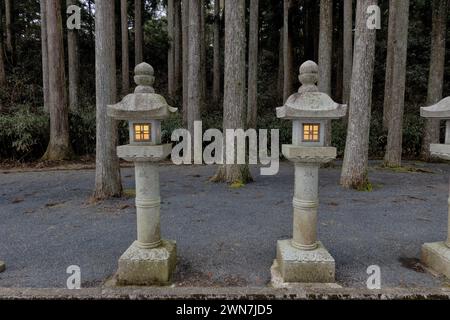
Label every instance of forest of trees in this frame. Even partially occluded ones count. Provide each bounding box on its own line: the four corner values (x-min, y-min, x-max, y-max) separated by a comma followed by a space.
0, 0, 449, 197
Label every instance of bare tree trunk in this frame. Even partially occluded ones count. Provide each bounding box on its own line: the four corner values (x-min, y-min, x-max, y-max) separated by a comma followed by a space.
383, 1, 397, 129
200, 0, 206, 109
212, 0, 252, 184
42, 0, 72, 161
174, 0, 182, 96
384, 0, 409, 168
318, 0, 333, 146
94, 0, 122, 199
342, 0, 353, 104
0, 2, 6, 111
421, 0, 448, 160
283, 0, 294, 102
168, 0, 175, 96
277, 27, 284, 103
247, 0, 259, 129
188, 0, 201, 141
212, 0, 221, 104
39, 0, 49, 113
121, 0, 130, 95
4, 0, 13, 60
67, 0, 80, 111
134, 0, 143, 65
182, 0, 189, 126
340, 0, 377, 189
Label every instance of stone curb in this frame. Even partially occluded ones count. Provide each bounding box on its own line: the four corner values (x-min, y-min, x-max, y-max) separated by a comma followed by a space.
0, 287, 449, 300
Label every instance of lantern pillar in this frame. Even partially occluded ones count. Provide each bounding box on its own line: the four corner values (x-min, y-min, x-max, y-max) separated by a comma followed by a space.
135, 161, 161, 249
272, 61, 347, 284
292, 163, 319, 250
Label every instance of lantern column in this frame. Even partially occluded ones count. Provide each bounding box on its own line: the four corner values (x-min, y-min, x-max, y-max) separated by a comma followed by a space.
420, 97, 450, 279
272, 61, 347, 284
108, 63, 177, 285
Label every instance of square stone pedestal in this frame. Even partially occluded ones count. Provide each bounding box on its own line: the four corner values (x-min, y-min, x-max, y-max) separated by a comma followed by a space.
273, 240, 335, 284
421, 242, 450, 278
117, 240, 177, 286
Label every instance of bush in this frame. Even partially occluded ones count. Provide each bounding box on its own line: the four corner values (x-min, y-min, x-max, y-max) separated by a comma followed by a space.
0, 107, 49, 160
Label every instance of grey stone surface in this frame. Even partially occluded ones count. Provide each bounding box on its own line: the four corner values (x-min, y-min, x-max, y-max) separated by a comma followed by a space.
430, 144, 450, 161
276, 61, 347, 120
117, 144, 172, 162
420, 96, 450, 119
0, 161, 449, 288
421, 242, 450, 278
117, 240, 177, 286
107, 62, 177, 121
282, 145, 337, 164
275, 240, 335, 283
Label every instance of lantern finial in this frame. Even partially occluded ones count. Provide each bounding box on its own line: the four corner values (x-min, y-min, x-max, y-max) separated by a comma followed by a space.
134, 62, 155, 94
298, 60, 319, 94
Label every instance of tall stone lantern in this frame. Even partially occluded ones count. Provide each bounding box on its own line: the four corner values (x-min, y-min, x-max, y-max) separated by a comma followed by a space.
108, 63, 177, 285
273, 61, 347, 284
420, 97, 450, 278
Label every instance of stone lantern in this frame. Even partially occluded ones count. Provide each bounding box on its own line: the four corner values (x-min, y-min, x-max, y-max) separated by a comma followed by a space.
108, 62, 177, 285
272, 61, 347, 284
420, 97, 450, 278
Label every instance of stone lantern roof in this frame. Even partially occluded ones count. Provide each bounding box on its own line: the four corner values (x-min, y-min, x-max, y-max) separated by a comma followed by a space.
276, 61, 347, 120
108, 63, 177, 121
421, 97, 450, 119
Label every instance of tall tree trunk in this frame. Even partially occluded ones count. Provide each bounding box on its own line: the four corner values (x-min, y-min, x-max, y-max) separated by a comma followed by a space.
94, 0, 122, 199
200, 0, 206, 109
283, 0, 294, 102
121, 0, 130, 95
212, 0, 252, 184
0, 1, 6, 111
4, 0, 13, 61
247, 0, 259, 129
168, 0, 175, 96
134, 0, 143, 65
384, 0, 410, 167
67, 0, 80, 111
340, 0, 377, 189
188, 0, 201, 141
182, 0, 189, 126
212, 0, 221, 104
174, 0, 182, 96
342, 0, 353, 103
39, 0, 49, 113
421, 0, 448, 160
383, 1, 397, 129
277, 27, 284, 103
42, 0, 72, 161
318, 0, 333, 146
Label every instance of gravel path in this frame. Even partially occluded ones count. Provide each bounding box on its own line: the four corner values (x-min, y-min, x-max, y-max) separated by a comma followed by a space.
0, 161, 449, 288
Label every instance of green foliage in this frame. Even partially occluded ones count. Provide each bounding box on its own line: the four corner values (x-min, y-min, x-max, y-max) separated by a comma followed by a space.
0, 108, 49, 160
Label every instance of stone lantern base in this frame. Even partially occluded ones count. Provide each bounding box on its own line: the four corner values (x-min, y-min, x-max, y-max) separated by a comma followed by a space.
421, 242, 450, 279
272, 240, 335, 284
117, 240, 177, 286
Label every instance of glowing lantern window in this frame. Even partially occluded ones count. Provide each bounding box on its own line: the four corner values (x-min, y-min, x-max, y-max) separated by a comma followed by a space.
303, 123, 320, 142
134, 123, 151, 142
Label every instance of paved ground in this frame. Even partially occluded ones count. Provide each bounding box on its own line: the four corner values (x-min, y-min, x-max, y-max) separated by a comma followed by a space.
0, 161, 449, 289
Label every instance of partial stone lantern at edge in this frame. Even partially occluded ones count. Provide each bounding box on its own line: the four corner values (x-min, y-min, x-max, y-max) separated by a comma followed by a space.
420, 97, 450, 279
272, 60, 347, 285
